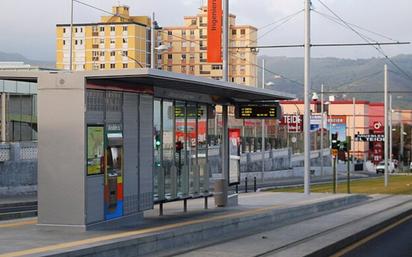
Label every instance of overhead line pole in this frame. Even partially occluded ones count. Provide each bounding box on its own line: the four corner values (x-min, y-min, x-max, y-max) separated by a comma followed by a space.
70, 0, 74, 72
384, 64, 389, 187
304, 0, 311, 195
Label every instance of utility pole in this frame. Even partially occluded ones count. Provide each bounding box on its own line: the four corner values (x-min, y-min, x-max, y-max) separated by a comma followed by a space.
320, 84, 324, 176
384, 64, 389, 187
222, 0, 229, 82
389, 94, 393, 164
261, 59, 265, 183
69, 0, 74, 72
303, 0, 311, 195
221, 0, 230, 206
352, 97, 356, 163
400, 120, 404, 170
151, 12, 156, 69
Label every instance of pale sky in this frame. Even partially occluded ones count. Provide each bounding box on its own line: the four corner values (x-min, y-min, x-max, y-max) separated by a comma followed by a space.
0, 0, 411, 61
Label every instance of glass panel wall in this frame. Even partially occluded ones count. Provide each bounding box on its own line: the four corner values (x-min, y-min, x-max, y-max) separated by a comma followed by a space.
198, 104, 208, 193
175, 101, 188, 197
153, 99, 162, 200
162, 101, 175, 198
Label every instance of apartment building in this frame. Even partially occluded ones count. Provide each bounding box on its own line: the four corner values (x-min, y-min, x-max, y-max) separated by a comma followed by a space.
56, 6, 151, 71
160, 6, 258, 86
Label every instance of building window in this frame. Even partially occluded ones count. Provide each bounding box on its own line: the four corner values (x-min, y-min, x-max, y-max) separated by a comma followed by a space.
110, 38, 115, 44
75, 28, 78, 33
190, 54, 195, 60
232, 29, 237, 35
122, 38, 128, 44
189, 66, 195, 72
123, 26, 128, 31
168, 31, 173, 36
167, 66, 172, 71
182, 42, 187, 48
122, 51, 128, 57
123, 63, 128, 68
100, 51, 105, 57
241, 29, 246, 35
110, 51, 116, 57
80, 40, 83, 45
99, 27, 105, 32
182, 30, 186, 36
181, 54, 186, 60
232, 77, 235, 82
63, 28, 66, 33
243, 77, 246, 83
110, 63, 116, 69
63, 40, 66, 45
181, 66, 186, 72
110, 26, 115, 32
75, 40, 78, 45
80, 28, 83, 33
190, 30, 195, 36
168, 54, 172, 60
100, 64, 105, 69
191, 19, 196, 25
92, 26, 98, 33
100, 38, 104, 44
212, 65, 223, 70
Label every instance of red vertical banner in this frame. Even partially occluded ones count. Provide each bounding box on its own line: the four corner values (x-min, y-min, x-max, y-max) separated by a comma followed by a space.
207, 0, 222, 63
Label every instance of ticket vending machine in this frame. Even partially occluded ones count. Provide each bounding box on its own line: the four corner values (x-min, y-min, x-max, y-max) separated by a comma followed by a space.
105, 127, 124, 220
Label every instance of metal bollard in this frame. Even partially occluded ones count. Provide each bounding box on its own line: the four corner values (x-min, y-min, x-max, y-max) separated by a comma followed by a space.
254, 176, 257, 192
245, 177, 248, 193
235, 184, 239, 193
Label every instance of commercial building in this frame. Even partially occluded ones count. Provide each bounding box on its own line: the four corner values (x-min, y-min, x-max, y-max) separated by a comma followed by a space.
281, 100, 385, 161
56, 6, 151, 71
159, 6, 258, 86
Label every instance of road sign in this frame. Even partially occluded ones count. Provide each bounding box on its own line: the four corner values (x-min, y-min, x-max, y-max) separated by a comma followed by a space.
354, 134, 384, 142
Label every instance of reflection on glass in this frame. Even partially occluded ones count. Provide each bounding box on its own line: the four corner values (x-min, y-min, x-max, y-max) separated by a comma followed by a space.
175, 101, 188, 196
162, 101, 174, 198
153, 99, 162, 200
208, 105, 221, 176
187, 103, 197, 195
198, 105, 208, 193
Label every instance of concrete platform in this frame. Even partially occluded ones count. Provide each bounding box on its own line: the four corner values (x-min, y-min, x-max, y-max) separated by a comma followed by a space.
0, 192, 368, 257
176, 194, 412, 257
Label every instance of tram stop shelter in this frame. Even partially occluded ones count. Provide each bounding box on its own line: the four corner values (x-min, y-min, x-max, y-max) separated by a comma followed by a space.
0, 69, 293, 230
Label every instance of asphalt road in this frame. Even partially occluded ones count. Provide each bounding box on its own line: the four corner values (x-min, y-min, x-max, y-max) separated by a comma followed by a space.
340, 216, 412, 257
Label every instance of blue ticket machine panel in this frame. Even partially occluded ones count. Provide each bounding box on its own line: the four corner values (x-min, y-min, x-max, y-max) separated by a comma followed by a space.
105, 124, 124, 220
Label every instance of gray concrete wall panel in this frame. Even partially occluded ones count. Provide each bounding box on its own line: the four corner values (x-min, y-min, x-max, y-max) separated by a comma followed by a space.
123, 93, 139, 215
37, 73, 86, 226
86, 175, 104, 224
138, 94, 153, 211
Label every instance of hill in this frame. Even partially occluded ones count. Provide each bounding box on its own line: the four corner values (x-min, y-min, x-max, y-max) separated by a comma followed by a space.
0, 51, 55, 68
259, 55, 412, 109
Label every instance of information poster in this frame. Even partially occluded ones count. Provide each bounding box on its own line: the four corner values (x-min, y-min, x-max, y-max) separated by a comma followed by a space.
87, 126, 104, 175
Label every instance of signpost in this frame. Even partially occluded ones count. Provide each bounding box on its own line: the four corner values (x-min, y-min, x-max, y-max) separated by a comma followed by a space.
354, 134, 385, 142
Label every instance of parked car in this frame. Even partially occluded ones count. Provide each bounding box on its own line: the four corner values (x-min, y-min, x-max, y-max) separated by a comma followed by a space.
376, 161, 395, 174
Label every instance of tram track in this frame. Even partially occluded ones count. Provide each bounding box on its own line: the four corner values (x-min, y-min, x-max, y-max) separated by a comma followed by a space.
0, 202, 37, 221
252, 195, 412, 257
